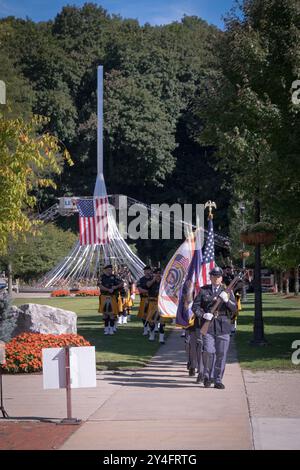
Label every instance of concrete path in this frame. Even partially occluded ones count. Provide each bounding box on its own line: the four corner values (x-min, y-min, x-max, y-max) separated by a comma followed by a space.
60, 330, 253, 450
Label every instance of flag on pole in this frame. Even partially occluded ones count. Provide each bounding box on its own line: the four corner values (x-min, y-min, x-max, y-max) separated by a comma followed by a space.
200, 217, 215, 285
76, 197, 109, 246
158, 228, 203, 321
175, 229, 203, 327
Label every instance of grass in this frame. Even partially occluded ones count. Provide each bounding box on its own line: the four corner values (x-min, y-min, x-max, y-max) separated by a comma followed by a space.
13, 292, 300, 371
12, 297, 172, 370
235, 293, 300, 370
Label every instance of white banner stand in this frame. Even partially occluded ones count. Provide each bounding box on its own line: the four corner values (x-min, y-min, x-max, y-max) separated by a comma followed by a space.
42, 345, 96, 424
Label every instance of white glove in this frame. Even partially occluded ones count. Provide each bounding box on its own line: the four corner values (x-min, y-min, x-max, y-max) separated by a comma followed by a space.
130, 293, 135, 300
203, 312, 214, 321
219, 291, 229, 303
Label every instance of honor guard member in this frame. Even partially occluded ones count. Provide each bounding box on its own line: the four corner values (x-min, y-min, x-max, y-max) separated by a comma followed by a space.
192, 266, 237, 389
145, 268, 165, 344
98, 264, 124, 335
185, 321, 204, 381
223, 266, 242, 334
137, 266, 153, 336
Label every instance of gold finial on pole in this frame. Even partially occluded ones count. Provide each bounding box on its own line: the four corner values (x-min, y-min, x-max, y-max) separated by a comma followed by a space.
204, 201, 217, 220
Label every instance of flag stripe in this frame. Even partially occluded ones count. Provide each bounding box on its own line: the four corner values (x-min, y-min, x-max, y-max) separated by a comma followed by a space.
76, 197, 109, 246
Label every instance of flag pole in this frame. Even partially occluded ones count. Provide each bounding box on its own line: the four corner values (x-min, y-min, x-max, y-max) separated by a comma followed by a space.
94, 65, 106, 198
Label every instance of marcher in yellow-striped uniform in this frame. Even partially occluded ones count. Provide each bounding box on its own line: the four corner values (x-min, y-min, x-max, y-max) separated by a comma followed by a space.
137, 266, 153, 336
98, 264, 124, 335
145, 268, 165, 344
117, 265, 135, 325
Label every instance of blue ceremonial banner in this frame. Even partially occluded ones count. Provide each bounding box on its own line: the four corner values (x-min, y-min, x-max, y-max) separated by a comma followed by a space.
175, 229, 203, 327
158, 229, 202, 320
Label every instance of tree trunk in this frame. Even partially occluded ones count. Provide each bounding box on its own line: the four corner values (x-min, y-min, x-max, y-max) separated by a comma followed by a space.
285, 273, 290, 295
279, 270, 283, 294
251, 197, 266, 345
295, 266, 299, 296
273, 270, 278, 293
7, 261, 13, 297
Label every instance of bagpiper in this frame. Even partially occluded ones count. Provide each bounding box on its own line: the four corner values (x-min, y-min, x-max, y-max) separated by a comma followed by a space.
136, 265, 152, 336
145, 268, 165, 344
98, 264, 124, 335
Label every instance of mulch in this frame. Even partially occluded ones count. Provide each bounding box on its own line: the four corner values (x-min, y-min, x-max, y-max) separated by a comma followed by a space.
0, 419, 80, 450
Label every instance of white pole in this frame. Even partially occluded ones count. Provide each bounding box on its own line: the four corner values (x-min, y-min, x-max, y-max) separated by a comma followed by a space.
94, 65, 107, 197
97, 65, 103, 176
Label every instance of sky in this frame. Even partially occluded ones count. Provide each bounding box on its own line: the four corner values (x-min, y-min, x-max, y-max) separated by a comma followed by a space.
0, 0, 237, 29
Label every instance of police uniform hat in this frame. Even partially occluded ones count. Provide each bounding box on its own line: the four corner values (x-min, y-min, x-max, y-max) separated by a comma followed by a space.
143, 265, 152, 271
209, 266, 223, 276
103, 264, 113, 269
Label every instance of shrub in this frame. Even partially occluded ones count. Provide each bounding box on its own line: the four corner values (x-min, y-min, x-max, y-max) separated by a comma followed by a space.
2, 332, 91, 373
51, 289, 71, 297
75, 289, 100, 297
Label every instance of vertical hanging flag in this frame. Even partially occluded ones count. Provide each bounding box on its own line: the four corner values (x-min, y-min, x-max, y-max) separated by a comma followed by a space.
158, 230, 198, 320
176, 229, 203, 327
76, 197, 109, 246
200, 217, 215, 285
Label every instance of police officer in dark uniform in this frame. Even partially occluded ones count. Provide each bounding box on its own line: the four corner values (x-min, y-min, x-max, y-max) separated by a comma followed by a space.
185, 321, 204, 380
223, 265, 242, 334
192, 266, 237, 389
98, 264, 124, 335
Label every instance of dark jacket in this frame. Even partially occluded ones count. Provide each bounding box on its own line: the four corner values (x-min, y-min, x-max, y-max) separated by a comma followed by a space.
192, 284, 237, 335
99, 274, 123, 298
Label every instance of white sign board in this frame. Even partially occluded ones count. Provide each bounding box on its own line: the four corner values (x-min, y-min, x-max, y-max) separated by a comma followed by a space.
42, 346, 96, 390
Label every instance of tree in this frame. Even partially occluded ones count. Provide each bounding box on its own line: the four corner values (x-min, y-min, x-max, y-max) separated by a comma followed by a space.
192, 0, 300, 344
0, 223, 78, 283
0, 112, 73, 255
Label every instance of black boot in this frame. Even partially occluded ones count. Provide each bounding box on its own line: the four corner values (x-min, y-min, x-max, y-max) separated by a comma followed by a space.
196, 374, 203, 384
214, 382, 225, 389
203, 377, 212, 388
188, 368, 196, 376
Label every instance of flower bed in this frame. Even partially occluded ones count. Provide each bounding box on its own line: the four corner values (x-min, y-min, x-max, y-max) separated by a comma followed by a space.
2, 332, 91, 373
75, 289, 100, 296
51, 289, 71, 297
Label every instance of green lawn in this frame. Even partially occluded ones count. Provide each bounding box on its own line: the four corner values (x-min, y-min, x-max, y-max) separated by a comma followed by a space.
235, 293, 300, 370
13, 293, 300, 371
13, 297, 172, 370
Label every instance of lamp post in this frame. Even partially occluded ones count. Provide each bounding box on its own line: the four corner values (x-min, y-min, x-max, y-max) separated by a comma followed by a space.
239, 203, 247, 301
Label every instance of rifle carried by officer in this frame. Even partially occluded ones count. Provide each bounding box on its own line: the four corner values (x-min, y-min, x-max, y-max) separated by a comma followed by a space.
200, 271, 245, 336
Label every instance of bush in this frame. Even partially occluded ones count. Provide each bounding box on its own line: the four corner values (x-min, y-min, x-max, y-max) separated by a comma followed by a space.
2, 332, 91, 373
51, 289, 71, 297
0, 292, 16, 342
75, 289, 100, 296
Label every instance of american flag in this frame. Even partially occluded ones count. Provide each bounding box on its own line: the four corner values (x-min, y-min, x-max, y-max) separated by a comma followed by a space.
76, 197, 109, 245
200, 218, 215, 285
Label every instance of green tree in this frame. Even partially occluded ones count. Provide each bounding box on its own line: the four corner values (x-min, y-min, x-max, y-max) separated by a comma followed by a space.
0, 223, 77, 283
192, 0, 300, 342
0, 112, 73, 255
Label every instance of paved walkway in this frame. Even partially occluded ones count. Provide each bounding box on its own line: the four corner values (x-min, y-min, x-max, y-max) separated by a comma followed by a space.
61, 331, 253, 450
1, 330, 253, 450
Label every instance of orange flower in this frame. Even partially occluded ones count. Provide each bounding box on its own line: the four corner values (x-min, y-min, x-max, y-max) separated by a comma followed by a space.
2, 333, 91, 373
